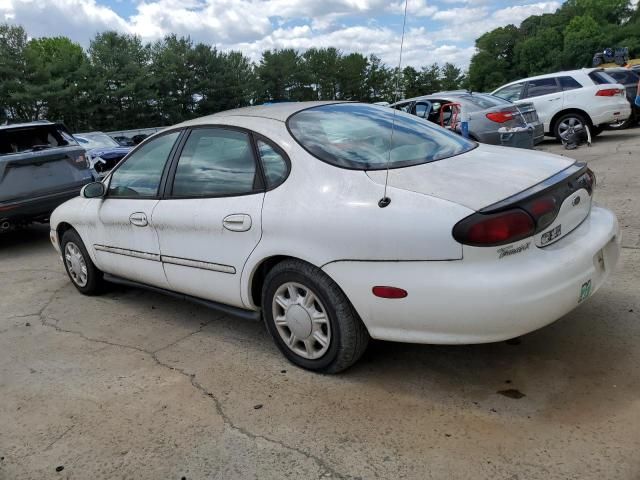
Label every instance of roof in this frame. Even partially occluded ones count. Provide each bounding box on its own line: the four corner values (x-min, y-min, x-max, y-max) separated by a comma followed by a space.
178, 100, 347, 126
391, 91, 487, 105
0, 120, 55, 131
498, 68, 602, 89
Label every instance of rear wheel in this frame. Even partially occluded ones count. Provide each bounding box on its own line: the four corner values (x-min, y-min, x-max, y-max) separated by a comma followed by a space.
554, 112, 588, 140
61, 229, 104, 295
262, 259, 369, 373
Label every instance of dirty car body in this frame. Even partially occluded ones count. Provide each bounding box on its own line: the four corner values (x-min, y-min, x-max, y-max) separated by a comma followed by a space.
49, 102, 620, 372
0, 122, 93, 228
391, 92, 544, 145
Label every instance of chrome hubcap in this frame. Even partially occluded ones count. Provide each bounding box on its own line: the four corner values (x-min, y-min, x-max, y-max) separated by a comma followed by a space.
558, 117, 584, 136
64, 242, 88, 287
272, 282, 331, 360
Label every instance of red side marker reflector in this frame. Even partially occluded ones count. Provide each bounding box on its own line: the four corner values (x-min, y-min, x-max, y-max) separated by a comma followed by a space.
372, 286, 408, 299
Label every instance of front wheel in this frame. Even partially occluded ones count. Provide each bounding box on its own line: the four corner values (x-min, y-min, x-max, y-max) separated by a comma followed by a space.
262, 260, 369, 373
61, 229, 104, 295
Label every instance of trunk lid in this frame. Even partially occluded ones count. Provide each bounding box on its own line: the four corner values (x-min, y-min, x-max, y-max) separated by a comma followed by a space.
366, 143, 575, 211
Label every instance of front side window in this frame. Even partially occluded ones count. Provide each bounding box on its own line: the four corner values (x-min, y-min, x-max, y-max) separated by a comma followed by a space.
525, 78, 561, 98
287, 103, 475, 170
257, 140, 288, 189
493, 83, 525, 102
108, 131, 179, 198
171, 128, 258, 197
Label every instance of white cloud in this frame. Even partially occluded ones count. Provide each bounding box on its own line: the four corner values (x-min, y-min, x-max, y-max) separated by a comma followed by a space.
0, 0, 564, 69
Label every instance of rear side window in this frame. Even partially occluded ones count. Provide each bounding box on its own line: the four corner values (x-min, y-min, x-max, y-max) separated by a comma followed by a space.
559, 76, 583, 90
493, 83, 525, 102
171, 128, 258, 197
257, 139, 288, 189
287, 103, 475, 170
0, 124, 77, 155
525, 78, 561, 98
108, 131, 179, 198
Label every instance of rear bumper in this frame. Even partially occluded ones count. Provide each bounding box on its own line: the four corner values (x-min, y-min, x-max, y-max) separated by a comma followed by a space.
591, 103, 632, 126
323, 206, 620, 344
476, 123, 544, 146
0, 186, 87, 223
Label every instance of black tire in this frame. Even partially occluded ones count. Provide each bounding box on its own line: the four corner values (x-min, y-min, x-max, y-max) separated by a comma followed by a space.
590, 125, 604, 136
553, 112, 589, 140
261, 259, 369, 373
60, 229, 104, 295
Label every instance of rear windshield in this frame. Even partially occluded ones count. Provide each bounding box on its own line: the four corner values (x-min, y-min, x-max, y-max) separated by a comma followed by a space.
75, 133, 120, 150
460, 93, 511, 109
287, 103, 475, 170
589, 71, 618, 85
0, 124, 77, 155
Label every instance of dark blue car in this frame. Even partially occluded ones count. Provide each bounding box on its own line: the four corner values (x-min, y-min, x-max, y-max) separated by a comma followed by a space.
74, 132, 132, 174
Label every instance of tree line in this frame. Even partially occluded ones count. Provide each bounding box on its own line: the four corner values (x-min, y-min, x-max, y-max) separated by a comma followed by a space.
468, 0, 640, 91
0, 24, 465, 132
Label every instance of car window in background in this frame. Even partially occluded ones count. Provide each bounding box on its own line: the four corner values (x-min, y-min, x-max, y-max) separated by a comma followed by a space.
606, 70, 639, 85
288, 103, 475, 170
414, 102, 430, 118
171, 128, 258, 197
525, 78, 561, 98
559, 76, 583, 91
74, 133, 120, 150
257, 140, 288, 189
108, 131, 179, 198
493, 83, 525, 101
0, 124, 76, 155
393, 102, 413, 113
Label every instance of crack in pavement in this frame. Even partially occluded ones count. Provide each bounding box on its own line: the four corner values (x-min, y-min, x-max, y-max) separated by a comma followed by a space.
27, 279, 350, 480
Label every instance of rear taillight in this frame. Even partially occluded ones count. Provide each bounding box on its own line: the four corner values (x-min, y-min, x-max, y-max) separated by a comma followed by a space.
522, 195, 558, 230
577, 168, 596, 194
453, 209, 534, 246
596, 88, 624, 97
486, 111, 515, 123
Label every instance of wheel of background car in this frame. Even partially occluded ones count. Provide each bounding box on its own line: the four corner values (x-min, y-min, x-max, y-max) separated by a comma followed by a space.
61, 229, 104, 295
554, 112, 588, 140
590, 125, 604, 137
261, 259, 369, 373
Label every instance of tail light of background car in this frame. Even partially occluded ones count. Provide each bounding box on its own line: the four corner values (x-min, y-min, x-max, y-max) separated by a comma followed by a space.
595, 88, 625, 97
485, 111, 515, 123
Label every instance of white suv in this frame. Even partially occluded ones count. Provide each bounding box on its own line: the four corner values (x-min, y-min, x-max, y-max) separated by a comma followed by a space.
492, 68, 631, 139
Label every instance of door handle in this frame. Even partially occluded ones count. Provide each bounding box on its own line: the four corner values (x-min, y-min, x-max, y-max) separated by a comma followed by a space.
548, 97, 561, 102
129, 212, 148, 227
223, 214, 252, 232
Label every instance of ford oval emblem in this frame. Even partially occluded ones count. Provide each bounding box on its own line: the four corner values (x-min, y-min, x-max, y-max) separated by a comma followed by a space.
572, 196, 581, 206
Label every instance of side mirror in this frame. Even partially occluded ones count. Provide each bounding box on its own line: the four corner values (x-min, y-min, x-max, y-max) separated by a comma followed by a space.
81, 181, 106, 199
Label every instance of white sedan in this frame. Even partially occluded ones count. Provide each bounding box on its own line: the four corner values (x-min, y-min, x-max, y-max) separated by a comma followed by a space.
49, 102, 621, 373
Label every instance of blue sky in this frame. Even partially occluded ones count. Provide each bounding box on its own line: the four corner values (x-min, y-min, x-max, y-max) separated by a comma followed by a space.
1, 0, 563, 68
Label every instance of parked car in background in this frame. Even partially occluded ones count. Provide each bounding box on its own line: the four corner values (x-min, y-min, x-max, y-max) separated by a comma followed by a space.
600, 67, 640, 128
49, 102, 619, 373
0, 121, 93, 230
390, 91, 544, 145
492, 68, 631, 139
74, 132, 132, 174
112, 135, 136, 147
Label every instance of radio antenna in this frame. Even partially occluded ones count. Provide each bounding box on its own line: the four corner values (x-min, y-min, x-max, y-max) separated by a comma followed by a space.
379, 0, 408, 208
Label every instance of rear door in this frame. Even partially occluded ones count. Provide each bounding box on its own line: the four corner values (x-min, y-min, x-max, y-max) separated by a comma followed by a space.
0, 124, 91, 203
152, 126, 267, 308
521, 77, 563, 130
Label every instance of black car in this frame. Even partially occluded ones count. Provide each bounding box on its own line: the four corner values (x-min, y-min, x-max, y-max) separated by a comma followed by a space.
598, 68, 640, 129
0, 121, 93, 230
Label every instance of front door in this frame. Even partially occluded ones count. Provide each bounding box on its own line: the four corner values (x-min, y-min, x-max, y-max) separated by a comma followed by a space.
152, 127, 265, 308
91, 130, 182, 288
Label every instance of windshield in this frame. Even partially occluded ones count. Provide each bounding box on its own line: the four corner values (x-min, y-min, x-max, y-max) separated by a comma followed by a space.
75, 133, 120, 150
287, 103, 475, 170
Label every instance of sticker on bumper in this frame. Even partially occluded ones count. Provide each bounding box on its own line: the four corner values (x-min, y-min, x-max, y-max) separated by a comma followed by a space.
578, 279, 592, 303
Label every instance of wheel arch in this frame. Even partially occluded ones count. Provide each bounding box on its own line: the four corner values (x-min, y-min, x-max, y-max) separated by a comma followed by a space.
549, 108, 593, 135
56, 221, 75, 245
248, 255, 313, 308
